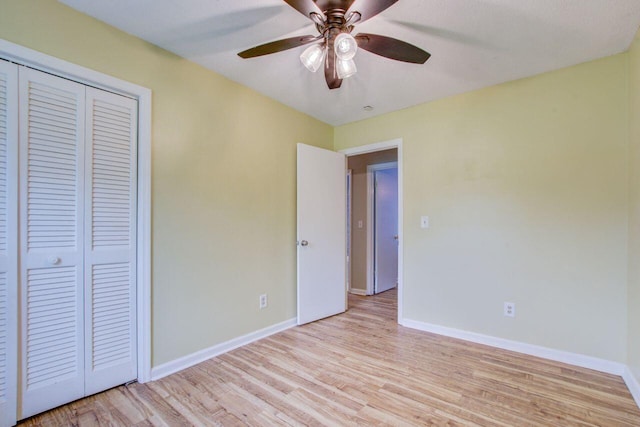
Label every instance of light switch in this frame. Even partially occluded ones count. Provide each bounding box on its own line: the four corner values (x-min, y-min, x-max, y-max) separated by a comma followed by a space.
421, 216, 429, 229
358, 220, 363, 229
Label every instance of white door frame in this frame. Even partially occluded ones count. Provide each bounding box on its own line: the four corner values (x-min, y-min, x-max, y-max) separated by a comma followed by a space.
0, 58, 18, 427
340, 139, 404, 322
0, 39, 152, 384
346, 169, 353, 293
367, 162, 398, 295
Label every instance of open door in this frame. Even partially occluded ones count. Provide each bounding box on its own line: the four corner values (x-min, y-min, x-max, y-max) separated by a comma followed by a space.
297, 143, 346, 325
374, 166, 398, 293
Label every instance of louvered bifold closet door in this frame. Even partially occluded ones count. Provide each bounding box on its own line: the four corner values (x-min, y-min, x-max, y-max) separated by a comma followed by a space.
19, 67, 86, 419
84, 87, 137, 395
0, 60, 18, 427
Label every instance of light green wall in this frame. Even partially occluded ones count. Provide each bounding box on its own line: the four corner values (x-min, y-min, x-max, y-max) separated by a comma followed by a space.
629, 31, 640, 379
336, 55, 629, 362
0, 0, 333, 365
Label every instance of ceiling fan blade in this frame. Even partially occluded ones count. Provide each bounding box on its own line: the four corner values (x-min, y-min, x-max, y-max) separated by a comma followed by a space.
347, 0, 399, 24
283, 0, 323, 19
238, 35, 319, 58
355, 33, 430, 64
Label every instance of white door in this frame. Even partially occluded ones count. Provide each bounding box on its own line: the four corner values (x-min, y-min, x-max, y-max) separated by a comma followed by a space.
374, 167, 398, 294
297, 143, 346, 325
84, 87, 137, 395
19, 67, 86, 418
17, 68, 138, 419
0, 59, 18, 427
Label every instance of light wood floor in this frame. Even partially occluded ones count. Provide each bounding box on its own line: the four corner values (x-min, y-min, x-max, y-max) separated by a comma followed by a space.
20, 289, 640, 426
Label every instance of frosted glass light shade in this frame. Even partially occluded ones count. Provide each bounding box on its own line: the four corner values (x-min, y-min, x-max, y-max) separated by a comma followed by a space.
334, 33, 358, 60
300, 44, 325, 72
336, 58, 357, 79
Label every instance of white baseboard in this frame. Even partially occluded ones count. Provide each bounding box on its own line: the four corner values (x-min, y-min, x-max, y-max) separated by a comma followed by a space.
400, 318, 626, 376
151, 318, 297, 381
349, 288, 367, 296
623, 366, 640, 408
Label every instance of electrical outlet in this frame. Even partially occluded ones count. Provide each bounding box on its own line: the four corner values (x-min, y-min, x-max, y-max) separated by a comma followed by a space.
259, 294, 268, 309
504, 302, 515, 317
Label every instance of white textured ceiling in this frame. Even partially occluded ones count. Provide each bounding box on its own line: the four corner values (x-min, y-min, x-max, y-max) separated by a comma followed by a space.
60, 0, 640, 126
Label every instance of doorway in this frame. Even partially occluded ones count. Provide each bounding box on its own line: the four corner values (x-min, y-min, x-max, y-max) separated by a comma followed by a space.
342, 140, 402, 320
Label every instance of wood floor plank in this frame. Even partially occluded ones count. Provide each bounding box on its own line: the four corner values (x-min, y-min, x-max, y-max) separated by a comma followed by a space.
18, 288, 640, 426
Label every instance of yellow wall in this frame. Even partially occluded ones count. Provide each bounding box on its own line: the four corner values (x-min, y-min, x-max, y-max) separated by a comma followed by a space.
629, 31, 640, 379
336, 55, 629, 362
0, 0, 333, 365
2, 0, 638, 370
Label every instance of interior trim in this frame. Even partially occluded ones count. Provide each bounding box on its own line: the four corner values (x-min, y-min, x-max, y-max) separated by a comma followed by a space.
151, 318, 297, 381
623, 366, 640, 408
401, 318, 626, 374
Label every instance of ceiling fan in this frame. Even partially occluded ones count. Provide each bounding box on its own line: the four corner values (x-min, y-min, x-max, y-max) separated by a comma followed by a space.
238, 0, 431, 89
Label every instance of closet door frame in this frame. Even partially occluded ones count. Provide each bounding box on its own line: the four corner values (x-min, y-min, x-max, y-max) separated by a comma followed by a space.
0, 39, 152, 389
0, 57, 18, 427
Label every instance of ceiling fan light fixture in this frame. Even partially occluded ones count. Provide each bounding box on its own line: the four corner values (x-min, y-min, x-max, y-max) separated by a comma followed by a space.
300, 43, 325, 72
238, 0, 431, 90
336, 58, 357, 79
334, 33, 358, 60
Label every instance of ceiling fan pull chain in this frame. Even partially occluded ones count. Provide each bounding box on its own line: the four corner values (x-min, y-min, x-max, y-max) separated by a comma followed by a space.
325, 41, 329, 70
333, 48, 337, 79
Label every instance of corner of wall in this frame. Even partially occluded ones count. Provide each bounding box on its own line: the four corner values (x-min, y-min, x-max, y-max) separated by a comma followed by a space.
627, 27, 640, 387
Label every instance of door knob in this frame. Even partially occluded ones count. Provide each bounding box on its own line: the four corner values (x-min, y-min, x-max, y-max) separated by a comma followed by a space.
48, 256, 61, 265
300, 240, 309, 246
